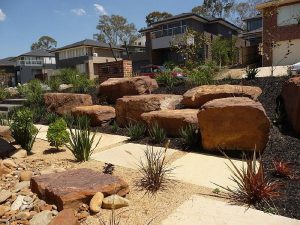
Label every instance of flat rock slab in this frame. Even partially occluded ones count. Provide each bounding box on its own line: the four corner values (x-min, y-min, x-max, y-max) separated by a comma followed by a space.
170, 152, 245, 189
161, 195, 299, 225
91, 143, 178, 170
30, 168, 129, 211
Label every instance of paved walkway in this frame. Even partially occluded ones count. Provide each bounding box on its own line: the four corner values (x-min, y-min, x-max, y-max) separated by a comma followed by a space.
161, 195, 300, 225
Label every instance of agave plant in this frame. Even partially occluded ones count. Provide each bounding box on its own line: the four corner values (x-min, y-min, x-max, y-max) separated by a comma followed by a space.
214, 152, 282, 206
67, 116, 101, 162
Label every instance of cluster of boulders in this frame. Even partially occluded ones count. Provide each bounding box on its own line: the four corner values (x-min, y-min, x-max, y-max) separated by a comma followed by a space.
43, 76, 273, 152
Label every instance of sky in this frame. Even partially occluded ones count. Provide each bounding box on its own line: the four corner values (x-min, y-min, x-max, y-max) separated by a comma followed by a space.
0, 0, 201, 59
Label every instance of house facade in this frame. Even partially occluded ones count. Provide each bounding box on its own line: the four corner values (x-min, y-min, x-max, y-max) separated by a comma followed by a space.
51, 39, 124, 80
257, 0, 300, 66
140, 13, 243, 65
0, 57, 16, 86
12, 50, 56, 84
240, 15, 262, 65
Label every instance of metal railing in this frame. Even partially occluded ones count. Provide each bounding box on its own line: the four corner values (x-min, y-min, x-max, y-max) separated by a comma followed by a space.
17, 60, 43, 66
151, 25, 187, 39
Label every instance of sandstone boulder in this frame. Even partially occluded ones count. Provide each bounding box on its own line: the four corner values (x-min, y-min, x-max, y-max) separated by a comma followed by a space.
31, 168, 129, 211
116, 94, 183, 126
182, 84, 262, 108
0, 126, 12, 141
89, 192, 104, 213
44, 93, 93, 115
102, 195, 129, 209
281, 76, 300, 136
198, 97, 270, 152
49, 209, 79, 225
71, 105, 115, 127
98, 76, 158, 103
141, 109, 198, 136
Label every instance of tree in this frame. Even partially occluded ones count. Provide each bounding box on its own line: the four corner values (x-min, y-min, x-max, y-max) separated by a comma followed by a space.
94, 14, 138, 46
170, 28, 210, 65
211, 36, 232, 68
31, 36, 57, 50
146, 11, 173, 27
192, 0, 235, 18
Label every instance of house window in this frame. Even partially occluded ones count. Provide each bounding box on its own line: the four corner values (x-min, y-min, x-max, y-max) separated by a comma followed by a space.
277, 3, 300, 26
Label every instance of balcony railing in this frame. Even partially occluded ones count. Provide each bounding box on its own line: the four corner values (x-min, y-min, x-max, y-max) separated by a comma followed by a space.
17, 60, 43, 66
151, 25, 187, 39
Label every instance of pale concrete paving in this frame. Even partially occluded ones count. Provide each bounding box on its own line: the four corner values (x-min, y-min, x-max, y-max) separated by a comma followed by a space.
91, 143, 178, 170
34, 124, 129, 152
161, 195, 300, 225
170, 152, 245, 189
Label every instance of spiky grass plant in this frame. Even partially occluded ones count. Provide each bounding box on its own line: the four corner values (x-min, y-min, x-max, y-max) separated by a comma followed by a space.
214, 152, 282, 206
126, 121, 147, 140
136, 140, 174, 194
179, 124, 199, 148
67, 116, 100, 162
111, 121, 119, 133
148, 122, 166, 144
272, 160, 296, 179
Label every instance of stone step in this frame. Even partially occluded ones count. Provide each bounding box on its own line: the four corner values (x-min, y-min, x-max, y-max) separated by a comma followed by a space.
0, 104, 22, 112
1, 98, 26, 105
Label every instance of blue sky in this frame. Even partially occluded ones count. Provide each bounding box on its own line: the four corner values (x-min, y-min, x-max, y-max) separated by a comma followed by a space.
0, 0, 201, 58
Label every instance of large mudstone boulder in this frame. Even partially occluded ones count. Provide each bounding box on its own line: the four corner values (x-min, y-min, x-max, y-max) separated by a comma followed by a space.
281, 76, 300, 136
30, 168, 129, 211
98, 76, 158, 103
71, 105, 115, 127
198, 97, 270, 152
141, 109, 198, 137
115, 94, 183, 126
44, 93, 93, 115
182, 84, 262, 108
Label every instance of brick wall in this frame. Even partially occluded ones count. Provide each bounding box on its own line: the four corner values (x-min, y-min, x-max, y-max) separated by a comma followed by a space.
94, 60, 132, 82
262, 3, 300, 66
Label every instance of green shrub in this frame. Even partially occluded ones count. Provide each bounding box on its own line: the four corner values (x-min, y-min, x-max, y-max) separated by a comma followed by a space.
24, 79, 44, 106
31, 105, 47, 123
10, 107, 38, 152
16, 84, 28, 97
45, 112, 60, 124
48, 76, 61, 92
245, 67, 259, 80
180, 124, 199, 148
67, 116, 100, 161
56, 68, 78, 84
0, 113, 9, 126
126, 122, 147, 140
149, 122, 166, 144
155, 72, 181, 88
0, 87, 9, 101
72, 75, 95, 94
111, 121, 119, 133
186, 65, 215, 86
47, 118, 69, 150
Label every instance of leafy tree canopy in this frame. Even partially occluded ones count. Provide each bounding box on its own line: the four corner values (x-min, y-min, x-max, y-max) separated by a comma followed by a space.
94, 14, 138, 46
31, 36, 57, 51
146, 11, 173, 27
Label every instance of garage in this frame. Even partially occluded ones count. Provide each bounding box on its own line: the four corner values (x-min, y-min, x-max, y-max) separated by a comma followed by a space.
273, 39, 300, 66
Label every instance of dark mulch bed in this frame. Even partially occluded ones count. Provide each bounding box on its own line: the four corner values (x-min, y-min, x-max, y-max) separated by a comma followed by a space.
94, 76, 300, 219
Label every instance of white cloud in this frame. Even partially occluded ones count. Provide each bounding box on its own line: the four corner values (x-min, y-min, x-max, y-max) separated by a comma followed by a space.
94, 4, 107, 15
0, 9, 6, 21
71, 8, 86, 16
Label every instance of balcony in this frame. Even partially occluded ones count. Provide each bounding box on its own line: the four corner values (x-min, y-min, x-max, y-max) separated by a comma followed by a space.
17, 60, 43, 66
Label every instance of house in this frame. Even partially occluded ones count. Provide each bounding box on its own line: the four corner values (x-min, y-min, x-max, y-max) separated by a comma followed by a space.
51, 39, 124, 80
122, 36, 150, 72
257, 0, 300, 66
10, 49, 56, 84
240, 15, 262, 65
140, 13, 243, 65
0, 57, 17, 86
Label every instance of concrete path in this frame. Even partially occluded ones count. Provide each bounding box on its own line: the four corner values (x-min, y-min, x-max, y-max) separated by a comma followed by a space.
170, 152, 245, 189
91, 143, 178, 170
35, 124, 129, 152
161, 195, 300, 225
